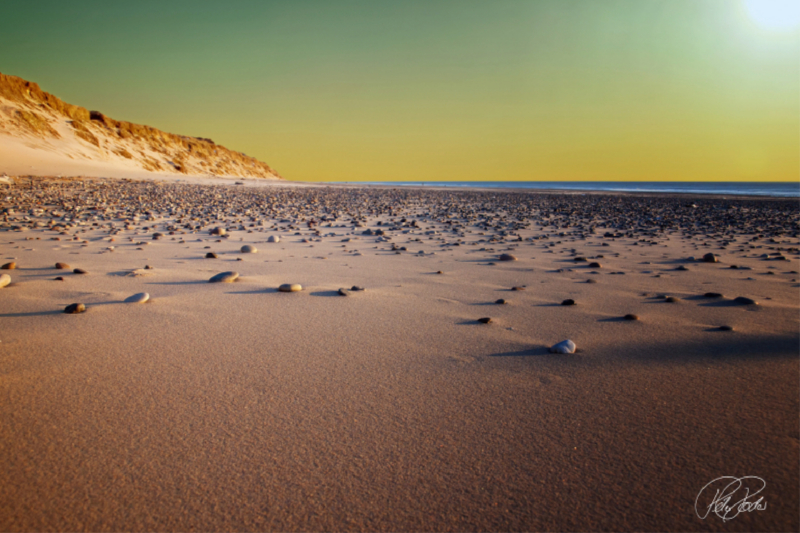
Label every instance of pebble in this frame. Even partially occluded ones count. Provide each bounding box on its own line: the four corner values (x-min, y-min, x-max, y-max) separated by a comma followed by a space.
1, 262, 16, 270
209, 271, 239, 283
561, 299, 576, 306
733, 296, 758, 305
477, 317, 492, 324
350, 286, 365, 291
511, 286, 525, 291
210, 227, 227, 236
338, 288, 350, 296
64, 303, 86, 314
279, 283, 302, 292
549, 339, 576, 354
704, 292, 723, 298
73, 268, 88, 274
588, 262, 602, 268
676, 265, 689, 271
0, 274, 9, 288
241, 245, 257, 253
702, 253, 719, 263
205, 252, 218, 258
623, 314, 639, 321
125, 292, 150, 303
268, 235, 280, 243
719, 325, 734, 331
54, 276, 64, 281
495, 299, 507, 304
55, 262, 70, 269
665, 296, 680, 303
586, 279, 597, 284
498, 253, 517, 261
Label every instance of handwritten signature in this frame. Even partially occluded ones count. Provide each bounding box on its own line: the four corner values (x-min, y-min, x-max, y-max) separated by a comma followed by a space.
695, 476, 767, 522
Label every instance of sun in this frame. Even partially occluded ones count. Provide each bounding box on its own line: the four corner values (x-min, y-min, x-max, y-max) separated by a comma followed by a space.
743, 0, 800, 30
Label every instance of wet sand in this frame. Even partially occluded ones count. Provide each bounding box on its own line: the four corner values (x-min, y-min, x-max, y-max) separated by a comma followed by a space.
1, 176, 798, 531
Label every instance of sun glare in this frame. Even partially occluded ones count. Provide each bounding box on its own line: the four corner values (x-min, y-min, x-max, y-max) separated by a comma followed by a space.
743, 0, 800, 30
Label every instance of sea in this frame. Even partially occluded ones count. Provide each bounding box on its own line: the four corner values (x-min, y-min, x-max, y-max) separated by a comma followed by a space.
348, 181, 800, 198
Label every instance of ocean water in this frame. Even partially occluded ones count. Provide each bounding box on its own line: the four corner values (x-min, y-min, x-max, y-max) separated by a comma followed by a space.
349, 181, 800, 198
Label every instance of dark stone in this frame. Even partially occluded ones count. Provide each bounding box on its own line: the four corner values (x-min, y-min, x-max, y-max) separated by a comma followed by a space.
64, 303, 85, 314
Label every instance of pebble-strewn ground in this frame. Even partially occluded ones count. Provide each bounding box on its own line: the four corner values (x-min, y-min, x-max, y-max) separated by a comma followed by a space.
1, 176, 798, 532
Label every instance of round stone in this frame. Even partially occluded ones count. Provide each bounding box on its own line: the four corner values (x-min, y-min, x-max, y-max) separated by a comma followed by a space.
125, 292, 150, 303
561, 299, 576, 306
623, 314, 639, 321
495, 299, 507, 304
205, 252, 218, 259
209, 271, 239, 283
64, 303, 86, 314
549, 339, 576, 354
268, 235, 280, 243
210, 227, 227, 236
477, 317, 492, 324
279, 283, 302, 292
498, 253, 517, 261
241, 245, 257, 253
702, 253, 719, 263
73, 268, 88, 274
55, 262, 70, 269
1, 262, 16, 270
0, 274, 10, 288
588, 262, 602, 268
733, 296, 758, 305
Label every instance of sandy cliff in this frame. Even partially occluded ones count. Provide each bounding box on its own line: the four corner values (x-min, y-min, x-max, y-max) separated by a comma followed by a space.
0, 72, 281, 180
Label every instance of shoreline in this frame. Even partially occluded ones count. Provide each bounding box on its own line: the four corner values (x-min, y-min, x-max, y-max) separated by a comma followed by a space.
3, 173, 799, 201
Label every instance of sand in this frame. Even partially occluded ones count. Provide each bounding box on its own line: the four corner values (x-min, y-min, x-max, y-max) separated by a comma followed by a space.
0, 175, 798, 532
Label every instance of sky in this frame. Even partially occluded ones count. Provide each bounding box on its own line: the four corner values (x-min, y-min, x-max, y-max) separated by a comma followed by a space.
1, 0, 798, 182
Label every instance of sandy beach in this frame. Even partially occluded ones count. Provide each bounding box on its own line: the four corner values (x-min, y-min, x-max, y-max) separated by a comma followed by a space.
0, 175, 797, 531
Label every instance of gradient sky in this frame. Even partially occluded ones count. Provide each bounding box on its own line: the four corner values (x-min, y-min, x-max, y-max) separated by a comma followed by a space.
2, 0, 798, 182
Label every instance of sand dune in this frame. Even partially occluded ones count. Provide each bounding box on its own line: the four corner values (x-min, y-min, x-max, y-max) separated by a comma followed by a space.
0, 72, 281, 181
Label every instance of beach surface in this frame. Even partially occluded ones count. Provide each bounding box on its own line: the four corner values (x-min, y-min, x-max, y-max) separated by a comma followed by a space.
1, 176, 798, 531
